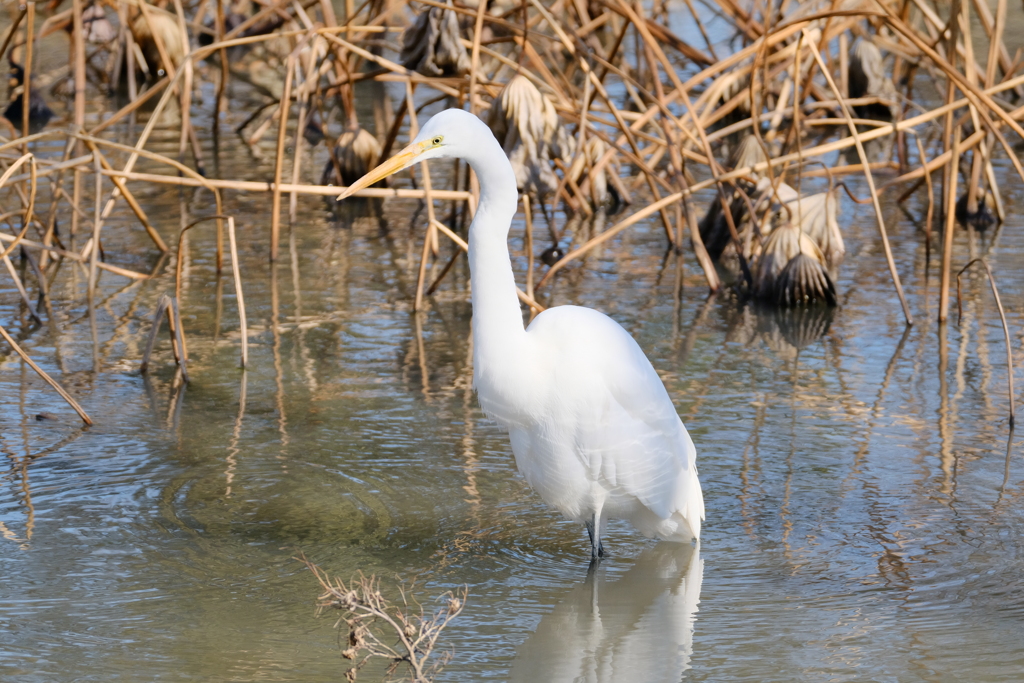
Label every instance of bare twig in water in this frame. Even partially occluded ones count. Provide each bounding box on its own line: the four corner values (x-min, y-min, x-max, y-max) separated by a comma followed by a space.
303, 556, 466, 683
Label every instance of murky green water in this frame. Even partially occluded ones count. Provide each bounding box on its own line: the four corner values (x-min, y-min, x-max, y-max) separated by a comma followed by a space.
4, 10, 1024, 682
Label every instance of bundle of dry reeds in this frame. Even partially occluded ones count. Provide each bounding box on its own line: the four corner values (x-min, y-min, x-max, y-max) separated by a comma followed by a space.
0, 0, 1021, 425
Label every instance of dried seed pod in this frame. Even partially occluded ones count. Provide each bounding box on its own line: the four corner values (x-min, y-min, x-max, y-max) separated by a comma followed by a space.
322, 128, 383, 187
775, 252, 837, 307
400, 2, 471, 77
699, 174, 792, 267
566, 137, 609, 207
729, 134, 768, 179
753, 177, 800, 209
782, 188, 845, 270
848, 38, 899, 120
129, 3, 187, 76
488, 75, 572, 196
714, 71, 751, 116
82, 4, 116, 44
753, 221, 836, 306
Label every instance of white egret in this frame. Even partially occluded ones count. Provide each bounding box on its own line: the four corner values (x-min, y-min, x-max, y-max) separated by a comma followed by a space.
338, 109, 704, 559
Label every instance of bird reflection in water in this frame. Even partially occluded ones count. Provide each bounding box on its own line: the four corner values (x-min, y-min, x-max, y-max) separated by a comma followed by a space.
509, 542, 703, 682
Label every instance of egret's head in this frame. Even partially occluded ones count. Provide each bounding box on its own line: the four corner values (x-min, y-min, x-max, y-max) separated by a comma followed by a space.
336, 109, 483, 201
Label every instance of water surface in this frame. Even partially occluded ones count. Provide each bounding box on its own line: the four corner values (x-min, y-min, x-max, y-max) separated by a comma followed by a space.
3, 12, 1024, 683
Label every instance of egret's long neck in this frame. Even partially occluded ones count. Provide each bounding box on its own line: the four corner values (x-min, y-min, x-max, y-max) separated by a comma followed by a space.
461, 136, 527, 375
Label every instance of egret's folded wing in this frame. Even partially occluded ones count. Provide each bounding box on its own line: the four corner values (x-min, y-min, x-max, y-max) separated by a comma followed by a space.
536, 308, 702, 523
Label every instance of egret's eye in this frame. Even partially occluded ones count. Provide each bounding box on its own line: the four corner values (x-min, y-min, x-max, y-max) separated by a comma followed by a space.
431, 136, 443, 146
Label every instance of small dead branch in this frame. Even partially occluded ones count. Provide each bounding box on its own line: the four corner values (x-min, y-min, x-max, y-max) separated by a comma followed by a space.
303, 557, 466, 683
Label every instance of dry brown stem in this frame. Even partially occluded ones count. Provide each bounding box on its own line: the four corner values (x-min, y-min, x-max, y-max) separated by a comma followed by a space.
807, 39, 912, 325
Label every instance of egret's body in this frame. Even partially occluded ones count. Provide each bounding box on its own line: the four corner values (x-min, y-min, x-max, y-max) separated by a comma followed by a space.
340, 109, 704, 558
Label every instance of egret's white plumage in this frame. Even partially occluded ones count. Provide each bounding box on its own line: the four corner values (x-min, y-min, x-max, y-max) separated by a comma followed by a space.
338, 109, 704, 558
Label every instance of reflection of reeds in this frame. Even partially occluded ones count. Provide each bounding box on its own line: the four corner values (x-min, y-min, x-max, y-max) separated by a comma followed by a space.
140, 294, 189, 382
956, 259, 1015, 427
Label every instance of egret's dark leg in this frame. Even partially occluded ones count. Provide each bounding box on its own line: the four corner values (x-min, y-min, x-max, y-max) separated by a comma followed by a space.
585, 512, 605, 561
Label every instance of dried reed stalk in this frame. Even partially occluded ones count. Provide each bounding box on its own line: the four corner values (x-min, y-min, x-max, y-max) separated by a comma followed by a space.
0, 232, 151, 279
21, 1, 35, 146
215, 0, 228, 119
938, 128, 961, 323
270, 50, 297, 262
88, 152, 102, 302
82, 141, 167, 253
0, 8, 25, 63
288, 49, 314, 223
227, 217, 248, 368
405, 90, 441, 311
171, 0, 195, 169
0, 153, 41, 323
0, 323, 92, 425
467, 0, 488, 114
100, 168, 471, 199
913, 135, 934, 243
167, 299, 189, 381
0, 153, 36, 260
72, 0, 86, 129
75, 134, 224, 263
808, 39, 912, 326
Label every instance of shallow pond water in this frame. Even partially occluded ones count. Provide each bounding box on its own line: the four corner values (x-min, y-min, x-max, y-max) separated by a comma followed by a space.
4, 10, 1024, 683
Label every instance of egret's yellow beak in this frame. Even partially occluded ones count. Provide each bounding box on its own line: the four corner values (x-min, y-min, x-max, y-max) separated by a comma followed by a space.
335, 140, 429, 201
